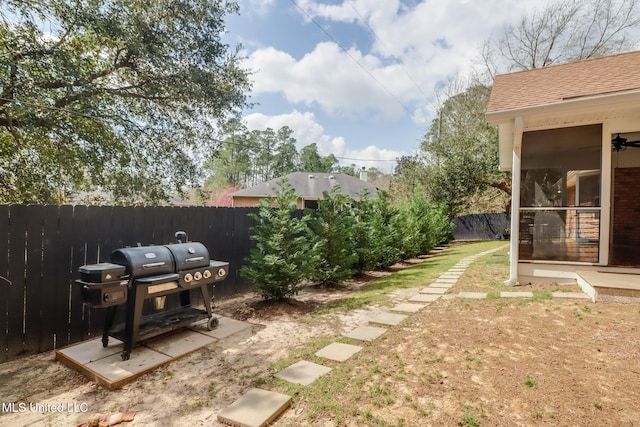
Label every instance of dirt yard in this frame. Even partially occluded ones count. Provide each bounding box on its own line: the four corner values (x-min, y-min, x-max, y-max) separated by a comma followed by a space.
0, 243, 639, 426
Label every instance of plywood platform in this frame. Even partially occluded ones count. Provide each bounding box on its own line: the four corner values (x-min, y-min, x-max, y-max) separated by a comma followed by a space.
55, 316, 253, 389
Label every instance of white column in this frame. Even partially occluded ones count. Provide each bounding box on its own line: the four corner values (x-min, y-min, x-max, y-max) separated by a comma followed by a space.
599, 123, 612, 265
506, 117, 523, 285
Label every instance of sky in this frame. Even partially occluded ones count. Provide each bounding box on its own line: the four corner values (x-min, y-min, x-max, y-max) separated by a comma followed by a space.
223, 0, 551, 173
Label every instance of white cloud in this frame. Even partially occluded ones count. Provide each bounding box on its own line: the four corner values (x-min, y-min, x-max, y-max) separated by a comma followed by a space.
243, 110, 403, 173
245, 0, 554, 123
245, 42, 407, 121
238, 0, 275, 16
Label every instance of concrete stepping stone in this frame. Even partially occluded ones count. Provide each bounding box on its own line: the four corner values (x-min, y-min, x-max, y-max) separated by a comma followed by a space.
315, 342, 363, 362
369, 312, 407, 326
440, 273, 461, 279
436, 278, 458, 284
429, 282, 455, 289
344, 325, 387, 341
500, 291, 534, 298
217, 388, 291, 427
420, 287, 448, 295
457, 292, 487, 299
409, 294, 441, 303
274, 360, 331, 385
390, 303, 425, 313
552, 291, 590, 299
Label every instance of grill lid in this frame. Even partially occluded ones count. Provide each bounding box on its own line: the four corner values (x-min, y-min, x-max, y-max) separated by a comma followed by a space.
164, 242, 210, 271
111, 246, 175, 278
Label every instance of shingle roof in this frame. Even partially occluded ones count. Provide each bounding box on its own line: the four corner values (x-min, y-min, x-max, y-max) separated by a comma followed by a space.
487, 50, 640, 114
230, 172, 378, 199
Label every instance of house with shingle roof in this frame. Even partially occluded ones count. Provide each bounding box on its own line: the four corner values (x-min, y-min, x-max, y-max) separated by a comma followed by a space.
486, 50, 640, 296
229, 171, 378, 209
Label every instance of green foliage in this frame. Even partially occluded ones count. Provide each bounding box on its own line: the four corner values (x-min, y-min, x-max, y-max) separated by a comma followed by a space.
307, 186, 359, 286
421, 84, 510, 216
0, 0, 250, 204
240, 181, 318, 300
351, 192, 402, 271
396, 192, 453, 259
242, 187, 454, 297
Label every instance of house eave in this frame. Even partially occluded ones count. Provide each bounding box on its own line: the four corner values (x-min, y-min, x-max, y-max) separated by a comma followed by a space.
486, 89, 640, 125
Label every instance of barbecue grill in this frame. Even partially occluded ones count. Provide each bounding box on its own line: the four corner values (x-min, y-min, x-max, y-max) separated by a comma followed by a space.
75, 232, 229, 360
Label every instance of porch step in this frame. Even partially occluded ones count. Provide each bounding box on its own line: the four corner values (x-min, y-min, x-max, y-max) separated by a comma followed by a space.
576, 270, 640, 302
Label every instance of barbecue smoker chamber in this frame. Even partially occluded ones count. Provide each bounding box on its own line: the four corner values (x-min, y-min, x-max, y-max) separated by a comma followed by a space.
76, 232, 229, 360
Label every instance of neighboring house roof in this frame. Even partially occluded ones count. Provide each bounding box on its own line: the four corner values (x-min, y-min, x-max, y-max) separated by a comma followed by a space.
230, 172, 378, 199
487, 50, 640, 120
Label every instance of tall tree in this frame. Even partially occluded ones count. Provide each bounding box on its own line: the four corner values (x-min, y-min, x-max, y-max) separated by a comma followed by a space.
0, 0, 250, 204
299, 143, 338, 172
480, 0, 640, 79
421, 84, 510, 216
272, 126, 299, 178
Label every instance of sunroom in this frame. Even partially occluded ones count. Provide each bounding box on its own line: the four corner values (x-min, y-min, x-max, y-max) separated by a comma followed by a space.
486, 50, 640, 299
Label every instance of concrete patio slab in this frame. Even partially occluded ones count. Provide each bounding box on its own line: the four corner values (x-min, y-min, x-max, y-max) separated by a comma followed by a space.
193, 315, 253, 340
390, 303, 426, 313
56, 315, 252, 390
144, 329, 216, 358
344, 325, 387, 341
409, 294, 441, 302
420, 287, 448, 295
274, 360, 332, 385
457, 292, 487, 299
369, 312, 407, 326
56, 337, 123, 365
552, 291, 590, 299
83, 346, 172, 389
315, 342, 363, 362
217, 388, 291, 427
500, 291, 534, 298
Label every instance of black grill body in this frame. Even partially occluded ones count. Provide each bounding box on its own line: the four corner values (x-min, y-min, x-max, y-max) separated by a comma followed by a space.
75, 234, 228, 360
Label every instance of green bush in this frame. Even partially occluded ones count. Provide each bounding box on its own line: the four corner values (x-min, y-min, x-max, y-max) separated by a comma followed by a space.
352, 192, 402, 271
307, 186, 358, 286
240, 181, 319, 300
396, 192, 454, 259
241, 185, 454, 298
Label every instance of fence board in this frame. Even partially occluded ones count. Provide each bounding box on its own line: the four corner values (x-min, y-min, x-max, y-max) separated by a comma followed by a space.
24, 205, 45, 356
0, 205, 9, 363
7, 205, 27, 360
85, 206, 109, 338
40, 205, 60, 352
69, 205, 88, 344
54, 205, 74, 349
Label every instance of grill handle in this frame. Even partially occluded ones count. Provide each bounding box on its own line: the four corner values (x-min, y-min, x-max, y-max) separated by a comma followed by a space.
185, 256, 204, 263
143, 262, 166, 269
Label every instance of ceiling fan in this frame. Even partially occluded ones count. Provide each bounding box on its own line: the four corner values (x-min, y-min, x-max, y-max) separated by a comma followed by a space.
612, 133, 640, 151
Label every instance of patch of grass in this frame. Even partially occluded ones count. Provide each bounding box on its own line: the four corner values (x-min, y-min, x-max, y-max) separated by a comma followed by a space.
208, 381, 218, 397
594, 402, 602, 409
459, 411, 480, 427
533, 290, 553, 300
524, 376, 536, 388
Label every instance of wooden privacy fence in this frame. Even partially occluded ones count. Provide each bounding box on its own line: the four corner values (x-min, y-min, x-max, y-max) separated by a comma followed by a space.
0, 204, 259, 364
